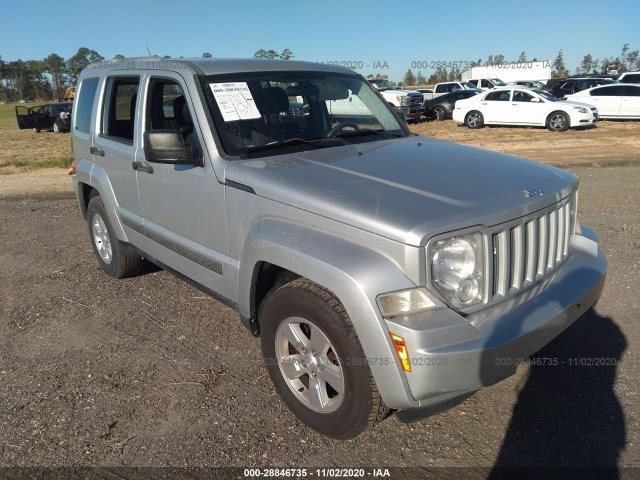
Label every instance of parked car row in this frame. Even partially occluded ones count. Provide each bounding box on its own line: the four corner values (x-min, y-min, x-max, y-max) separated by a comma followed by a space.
423, 70, 640, 129
452, 87, 598, 131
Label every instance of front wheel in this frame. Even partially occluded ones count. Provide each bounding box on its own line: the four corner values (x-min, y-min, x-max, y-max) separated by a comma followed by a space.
465, 110, 484, 129
547, 111, 570, 132
86, 195, 143, 278
432, 105, 447, 121
260, 279, 388, 439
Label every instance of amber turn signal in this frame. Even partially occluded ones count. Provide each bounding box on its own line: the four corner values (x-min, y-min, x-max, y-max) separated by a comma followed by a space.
390, 333, 411, 373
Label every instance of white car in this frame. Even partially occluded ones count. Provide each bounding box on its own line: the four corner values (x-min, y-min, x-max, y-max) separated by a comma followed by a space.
564, 84, 640, 119
452, 86, 598, 132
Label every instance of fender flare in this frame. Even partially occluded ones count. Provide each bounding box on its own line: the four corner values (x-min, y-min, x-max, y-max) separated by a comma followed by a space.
238, 218, 419, 408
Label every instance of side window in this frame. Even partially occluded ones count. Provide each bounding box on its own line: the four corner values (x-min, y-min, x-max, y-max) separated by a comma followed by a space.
102, 76, 140, 143
485, 90, 510, 101
624, 85, 640, 96
592, 85, 624, 96
146, 78, 189, 131
469, 80, 478, 87
146, 77, 198, 154
513, 91, 534, 102
435, 84, 446, 93
75, 77, 99, 134
481, 79, 490, 88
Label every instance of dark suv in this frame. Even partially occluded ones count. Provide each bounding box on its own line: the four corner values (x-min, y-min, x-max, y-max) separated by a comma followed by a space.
547, 78, 616, 98
16, 102, 73, 133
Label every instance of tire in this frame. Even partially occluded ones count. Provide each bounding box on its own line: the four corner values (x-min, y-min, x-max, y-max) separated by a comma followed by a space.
53, 122, 60, 133
86, 195, 143, 278
433, 105, 447, 121
547, 111, 570, 132
32, 128, 40, 133
260, 279, 389, 439
465, 110, 484, 129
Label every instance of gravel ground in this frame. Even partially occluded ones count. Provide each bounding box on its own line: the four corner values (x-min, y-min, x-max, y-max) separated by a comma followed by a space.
0, 166, 638, 477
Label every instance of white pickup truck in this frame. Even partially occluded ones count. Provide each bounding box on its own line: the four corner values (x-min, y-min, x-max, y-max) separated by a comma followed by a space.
369, 79, 424, 120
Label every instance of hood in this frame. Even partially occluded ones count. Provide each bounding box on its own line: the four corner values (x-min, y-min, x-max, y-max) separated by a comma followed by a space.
560, 99, 597, 109
224, 137, 576, 246
383, 89, 423, 96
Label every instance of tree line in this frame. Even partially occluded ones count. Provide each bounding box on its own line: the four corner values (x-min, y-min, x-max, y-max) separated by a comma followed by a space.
400, 44, 640, 87
0, 47, 295, 101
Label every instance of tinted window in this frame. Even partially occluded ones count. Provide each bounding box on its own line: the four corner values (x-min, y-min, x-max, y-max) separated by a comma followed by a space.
512, 91, 535, 102
468, 80, 478, 87
102, 76, 140, 142
485, 90, 510, 101
621, 73, 640, 83
435, 84, 448, 93
591, 85, 624, 96
75, 77, 99, 134
624, 85, 640, 96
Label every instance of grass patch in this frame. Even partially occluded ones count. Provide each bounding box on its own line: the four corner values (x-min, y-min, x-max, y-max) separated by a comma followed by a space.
0, 156, 72, 173
0, 103, 73, 173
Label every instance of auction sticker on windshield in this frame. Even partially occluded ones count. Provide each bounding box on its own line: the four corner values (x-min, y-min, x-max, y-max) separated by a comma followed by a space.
210, 82, 262, 121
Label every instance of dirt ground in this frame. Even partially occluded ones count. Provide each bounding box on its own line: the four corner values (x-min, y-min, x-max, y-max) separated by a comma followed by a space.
0, 160, 639, 477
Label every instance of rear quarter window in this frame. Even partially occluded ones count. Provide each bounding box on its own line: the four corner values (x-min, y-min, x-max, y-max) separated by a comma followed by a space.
75, 77, 99, 134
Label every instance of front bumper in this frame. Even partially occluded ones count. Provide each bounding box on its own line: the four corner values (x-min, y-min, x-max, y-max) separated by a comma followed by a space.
385, 227, 606, 409
399, 105, 425, 119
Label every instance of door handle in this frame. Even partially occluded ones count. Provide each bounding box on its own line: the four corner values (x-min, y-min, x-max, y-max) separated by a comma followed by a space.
132, 161, 154, 174
90, 146, 105, 157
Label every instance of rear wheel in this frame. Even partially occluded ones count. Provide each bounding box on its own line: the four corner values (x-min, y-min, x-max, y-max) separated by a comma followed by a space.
260, 279, 388, 439
32, 128, 40, 133
547, 111, 570, 132
465, 110, 484, 129
86, 195, 143, 278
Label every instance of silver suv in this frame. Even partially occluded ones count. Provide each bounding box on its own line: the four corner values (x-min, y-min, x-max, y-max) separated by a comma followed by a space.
70, 58, 606, 439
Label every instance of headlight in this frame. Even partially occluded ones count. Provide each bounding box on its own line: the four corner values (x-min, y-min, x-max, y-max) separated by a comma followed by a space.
400, 96, 411, 106
430, 232, 485, 308
572, 106, 588, 114
377, 288, 437, 318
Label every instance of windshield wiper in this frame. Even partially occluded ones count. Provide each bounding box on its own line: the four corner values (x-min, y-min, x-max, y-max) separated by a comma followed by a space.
245, 137, 348, 154
334, 128, 403, 139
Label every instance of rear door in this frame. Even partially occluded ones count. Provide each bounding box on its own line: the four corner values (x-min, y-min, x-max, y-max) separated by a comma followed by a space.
587, 85, 623, 116
482, 90, 512, 123
93, 75, 145, 239
15, 106, 34, 129
620, 85, 640, 117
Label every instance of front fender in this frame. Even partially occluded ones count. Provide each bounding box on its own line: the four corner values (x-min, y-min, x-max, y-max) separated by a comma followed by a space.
238, 218, 422, 409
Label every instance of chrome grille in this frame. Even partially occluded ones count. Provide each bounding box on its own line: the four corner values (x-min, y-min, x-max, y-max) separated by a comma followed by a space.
491, 195, 575, 301
408, 94, 423, 107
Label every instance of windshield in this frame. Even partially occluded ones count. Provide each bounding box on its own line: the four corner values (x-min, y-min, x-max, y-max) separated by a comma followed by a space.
532, 89, 560, 102
202, 71, 406, 157
462, 82, 479, 90
491, 78, 507, 86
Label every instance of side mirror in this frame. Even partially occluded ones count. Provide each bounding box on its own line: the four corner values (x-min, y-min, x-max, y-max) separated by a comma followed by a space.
143, 130, 201, 165
530, 97, 542, 103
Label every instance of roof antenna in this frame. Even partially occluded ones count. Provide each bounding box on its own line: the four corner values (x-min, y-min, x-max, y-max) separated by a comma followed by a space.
146, 46, 153, 57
